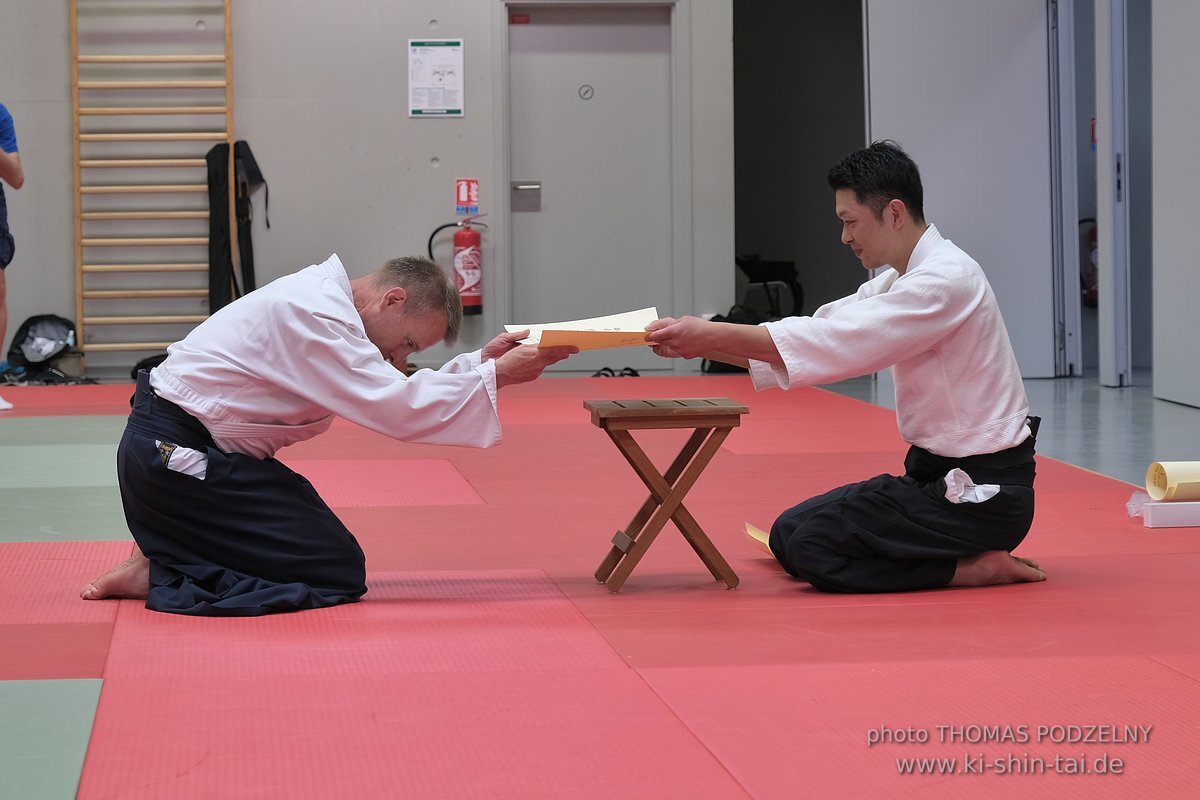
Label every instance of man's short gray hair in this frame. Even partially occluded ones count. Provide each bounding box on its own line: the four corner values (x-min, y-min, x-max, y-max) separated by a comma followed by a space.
375, 256, 463, 345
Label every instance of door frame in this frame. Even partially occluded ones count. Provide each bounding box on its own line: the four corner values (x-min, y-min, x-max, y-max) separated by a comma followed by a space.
491, 0, 694, 362
1049, 0, 1083, 376
1096, 0, 1133, 386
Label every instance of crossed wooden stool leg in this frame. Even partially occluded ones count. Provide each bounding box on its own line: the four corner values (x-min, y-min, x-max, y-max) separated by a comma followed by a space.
584, 398, 748, 592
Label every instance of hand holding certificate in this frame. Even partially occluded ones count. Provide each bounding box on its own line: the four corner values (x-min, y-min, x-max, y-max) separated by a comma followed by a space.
504, 307, 657, 351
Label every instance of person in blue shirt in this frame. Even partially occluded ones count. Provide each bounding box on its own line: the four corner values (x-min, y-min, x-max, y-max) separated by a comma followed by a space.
0, 102, 25, 410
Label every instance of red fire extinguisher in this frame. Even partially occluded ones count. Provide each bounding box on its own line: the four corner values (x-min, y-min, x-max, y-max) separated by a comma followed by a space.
1080, 218, 1099, 308
428, 214, 486, 316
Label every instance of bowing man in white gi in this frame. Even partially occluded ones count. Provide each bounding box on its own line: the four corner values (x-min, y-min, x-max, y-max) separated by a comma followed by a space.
645, 140, 1046, 593
82, 254, 576, 615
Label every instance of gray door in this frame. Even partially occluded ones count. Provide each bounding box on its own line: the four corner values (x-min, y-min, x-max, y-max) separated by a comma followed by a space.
508, 5, 672, 373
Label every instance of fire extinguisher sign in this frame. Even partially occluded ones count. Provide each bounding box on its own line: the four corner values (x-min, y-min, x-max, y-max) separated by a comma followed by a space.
455, 178, 479, 216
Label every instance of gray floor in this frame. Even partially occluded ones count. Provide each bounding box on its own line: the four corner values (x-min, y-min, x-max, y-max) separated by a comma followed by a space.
822, 369, 1200, 489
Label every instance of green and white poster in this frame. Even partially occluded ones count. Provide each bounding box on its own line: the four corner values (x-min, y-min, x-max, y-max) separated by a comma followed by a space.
408, 39, 464, 117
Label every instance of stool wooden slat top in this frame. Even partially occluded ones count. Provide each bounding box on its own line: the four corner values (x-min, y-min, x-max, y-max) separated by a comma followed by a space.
583, 397, 747, 592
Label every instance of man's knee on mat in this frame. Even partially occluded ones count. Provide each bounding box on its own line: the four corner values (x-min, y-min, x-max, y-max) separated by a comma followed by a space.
767, 519, 804, 578
780, 528, 846, 588
318, 545, 367, 596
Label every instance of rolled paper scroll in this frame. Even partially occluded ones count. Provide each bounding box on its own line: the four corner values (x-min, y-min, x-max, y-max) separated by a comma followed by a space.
1145, 461, 1200, 501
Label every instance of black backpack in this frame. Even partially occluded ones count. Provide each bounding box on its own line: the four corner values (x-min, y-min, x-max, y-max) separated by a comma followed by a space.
130, 353, 169, 380
7, 314, 76, 369
701, 305, 768, 374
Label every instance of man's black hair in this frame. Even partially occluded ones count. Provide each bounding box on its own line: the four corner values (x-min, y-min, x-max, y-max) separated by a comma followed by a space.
826, 140, 925, 223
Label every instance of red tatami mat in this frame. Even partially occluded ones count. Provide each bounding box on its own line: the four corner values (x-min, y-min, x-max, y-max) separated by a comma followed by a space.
569, 552, 1200, 669
640, 657, 1196, 799
0, 622, 116, 680
103, 570, 626, 678
724, 387, 908, 455
79, 670, 748, 800
0, 541, 134, 625
0, 382, 133, 417
277, 458, 484, 507
0, 541, 134, 678
81, 569, 745, 799
272, 417, 412, 459
1147, 653, 1200, 682
12, 374, 1200, 798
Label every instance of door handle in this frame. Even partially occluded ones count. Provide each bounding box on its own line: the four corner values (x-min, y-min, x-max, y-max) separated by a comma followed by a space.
511, 180, 542, 212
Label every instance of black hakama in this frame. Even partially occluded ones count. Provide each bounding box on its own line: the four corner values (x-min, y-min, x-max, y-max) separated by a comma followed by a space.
118, 372, 367, 615
769, 419, 1039, 593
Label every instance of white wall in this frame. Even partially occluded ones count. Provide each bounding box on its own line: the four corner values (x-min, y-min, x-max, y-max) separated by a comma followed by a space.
688, 0, 737, 320
0, 0, 734, 371
1152, 2, 1200, 407
6, 1, 1196, 402
1094, 0, 1156, 385
0, 2, 74, 359
864, 0, 1058, 378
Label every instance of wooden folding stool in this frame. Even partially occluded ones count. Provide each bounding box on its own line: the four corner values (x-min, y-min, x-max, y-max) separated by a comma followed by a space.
583, 397, 748, 592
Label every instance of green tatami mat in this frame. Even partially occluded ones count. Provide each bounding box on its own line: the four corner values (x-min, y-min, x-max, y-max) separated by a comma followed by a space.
0, 416, 127, 541
0, 486, 130, 542
0, 679, 102, 800
0, 444, 117, 489
0, 415, 125, 446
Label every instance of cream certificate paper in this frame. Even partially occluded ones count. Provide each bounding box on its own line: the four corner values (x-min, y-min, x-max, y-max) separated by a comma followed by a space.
744, 523, 772, 555
505, 307, 657, 351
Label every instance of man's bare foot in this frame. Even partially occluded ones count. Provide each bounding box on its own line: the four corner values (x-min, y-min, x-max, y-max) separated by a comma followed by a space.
81, 550, 150, 600
1012, 554, 1041, 570
949, 550, 1046, 587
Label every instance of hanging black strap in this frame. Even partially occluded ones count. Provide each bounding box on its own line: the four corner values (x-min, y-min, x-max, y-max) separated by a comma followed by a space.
233, 141, 269, 294
205, 143, 239, 310
234, 141, 269, 229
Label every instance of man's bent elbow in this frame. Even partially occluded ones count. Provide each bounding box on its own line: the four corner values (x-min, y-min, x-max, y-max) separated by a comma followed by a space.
0, 157, 22, 189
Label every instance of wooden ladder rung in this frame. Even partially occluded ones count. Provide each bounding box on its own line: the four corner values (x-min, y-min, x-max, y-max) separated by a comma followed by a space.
78, 80, 228, 90
82, 237, 208, 247
80, 106, 228, 116
84, 314, 208, 325
77, 54, 226, 64
79, 132, 227, 142
81, 184, 207, 194
81, 341, 178, 353
71, 0, 234, 371
81, 158, 207, 169
82, 263, 208, 273
83, 289, 208, 299
82, 211, 208, 221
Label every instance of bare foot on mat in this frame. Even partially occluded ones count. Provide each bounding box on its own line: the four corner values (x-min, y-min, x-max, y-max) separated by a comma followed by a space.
950, 550, 1046, 587
81, 549, 150, 600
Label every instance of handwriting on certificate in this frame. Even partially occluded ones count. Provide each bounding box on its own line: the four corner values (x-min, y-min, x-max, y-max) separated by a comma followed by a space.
505, 307, 657, 351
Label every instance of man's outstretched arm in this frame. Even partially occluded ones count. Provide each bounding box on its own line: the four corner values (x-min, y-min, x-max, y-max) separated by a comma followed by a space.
645, 316, 782, 367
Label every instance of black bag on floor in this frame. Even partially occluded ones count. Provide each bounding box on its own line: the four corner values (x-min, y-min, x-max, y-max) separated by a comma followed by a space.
5, 314, 88, 384
701, 305, 767, 374
7, 314, 76, 369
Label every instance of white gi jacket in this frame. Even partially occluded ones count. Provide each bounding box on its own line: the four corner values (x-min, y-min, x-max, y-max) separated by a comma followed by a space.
151, 254, 501, 458
748, 225, 1030, 459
